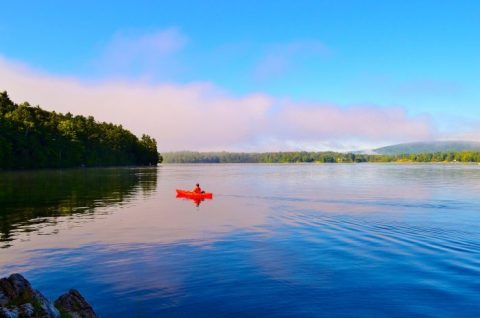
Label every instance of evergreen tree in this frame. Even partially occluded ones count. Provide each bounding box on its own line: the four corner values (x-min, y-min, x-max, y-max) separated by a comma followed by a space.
0, 91, 161, 169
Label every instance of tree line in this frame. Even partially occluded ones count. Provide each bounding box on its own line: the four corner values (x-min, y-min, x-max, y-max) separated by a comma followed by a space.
0, 91, 161, 169
163, 151, 480, 163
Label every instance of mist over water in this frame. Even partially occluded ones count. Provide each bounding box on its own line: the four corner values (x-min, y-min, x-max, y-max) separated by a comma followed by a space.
1, 164, 480, 317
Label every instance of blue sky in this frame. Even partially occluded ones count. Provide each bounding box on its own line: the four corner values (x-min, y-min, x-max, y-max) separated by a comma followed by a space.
0, 1, 479, 151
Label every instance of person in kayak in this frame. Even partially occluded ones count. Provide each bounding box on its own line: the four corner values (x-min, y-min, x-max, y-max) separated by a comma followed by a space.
193, 183, 205, 194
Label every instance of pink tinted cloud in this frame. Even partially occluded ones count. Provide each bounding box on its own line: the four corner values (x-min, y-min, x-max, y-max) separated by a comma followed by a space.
0, 56, 436, 151
275, 102, 435, 141
0, 56, 271, 150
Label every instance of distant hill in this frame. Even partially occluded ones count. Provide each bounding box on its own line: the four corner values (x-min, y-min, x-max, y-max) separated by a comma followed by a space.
372, 141, 480, 155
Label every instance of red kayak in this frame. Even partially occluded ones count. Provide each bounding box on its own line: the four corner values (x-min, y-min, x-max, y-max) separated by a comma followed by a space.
176, 189, 213, 199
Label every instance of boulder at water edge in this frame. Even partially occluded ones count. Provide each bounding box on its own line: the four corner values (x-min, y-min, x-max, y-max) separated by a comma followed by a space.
0, 273, 97, 318
55, 289, 97, 318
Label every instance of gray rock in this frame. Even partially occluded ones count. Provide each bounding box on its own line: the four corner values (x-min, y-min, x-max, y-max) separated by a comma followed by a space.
9, 274, 32, 297
0, 307, 19, 318
0, 273, 93, 318
0, 274, 35, 306
35, 290, 61, 318
55, 289, 98, 318
0, 274, 60, 317
0, 278, 14, 306
18, 303, 34, 316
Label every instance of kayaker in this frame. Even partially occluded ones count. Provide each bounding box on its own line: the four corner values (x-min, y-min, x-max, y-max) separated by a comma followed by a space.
193, 183, 204, 194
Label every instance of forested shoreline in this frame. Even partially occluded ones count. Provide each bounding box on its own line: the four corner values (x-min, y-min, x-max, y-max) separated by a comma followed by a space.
163, 151, 480, 163
0, 91, 161, 169
3, 90, 480, 168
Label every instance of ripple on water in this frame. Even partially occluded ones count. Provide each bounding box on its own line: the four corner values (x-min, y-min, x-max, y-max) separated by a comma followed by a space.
1, 165, 480, 317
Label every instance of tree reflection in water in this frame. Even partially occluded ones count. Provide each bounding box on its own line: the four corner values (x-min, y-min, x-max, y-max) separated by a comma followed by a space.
0, 167, 157, 248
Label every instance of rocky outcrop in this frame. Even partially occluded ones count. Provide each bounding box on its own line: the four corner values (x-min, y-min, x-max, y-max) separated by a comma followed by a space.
55, 289, 97, 318
0, 273, 59, 318
0, 274, 97, 318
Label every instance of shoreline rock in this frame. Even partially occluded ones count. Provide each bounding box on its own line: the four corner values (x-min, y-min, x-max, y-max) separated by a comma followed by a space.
0, 273, 97, 318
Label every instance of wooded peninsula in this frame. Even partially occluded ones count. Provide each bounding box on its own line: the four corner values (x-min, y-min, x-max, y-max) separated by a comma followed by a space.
0, 91, 160, 169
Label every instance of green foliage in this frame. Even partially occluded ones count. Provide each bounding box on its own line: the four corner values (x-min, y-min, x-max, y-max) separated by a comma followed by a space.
0, 91, 161, 169
163, 151, 480, 164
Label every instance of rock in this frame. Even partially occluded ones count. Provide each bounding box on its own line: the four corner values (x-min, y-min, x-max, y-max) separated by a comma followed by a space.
0, 274, 95, 318
19, 303, 34, 316
0, 274, 31, 306
0, 274, 59, 317
0, 273, 36, 307
0, 273, 60, 318
35, 290, 62, 318
0, 278, 15, 306
0, 307, 19, 318
55, 289, 98, 318
9, 274, 33, 297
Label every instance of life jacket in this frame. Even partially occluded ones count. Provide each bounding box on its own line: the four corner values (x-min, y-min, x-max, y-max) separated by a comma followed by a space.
193, 186, 202, 193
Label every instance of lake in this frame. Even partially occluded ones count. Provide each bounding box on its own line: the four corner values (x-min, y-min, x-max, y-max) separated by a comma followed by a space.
1, 164, 480, 317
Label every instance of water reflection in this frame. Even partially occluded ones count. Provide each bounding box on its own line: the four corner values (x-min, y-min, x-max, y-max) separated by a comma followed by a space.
176, 194, 213, 207
1, 164, 480, 317
0, 168, 157, 248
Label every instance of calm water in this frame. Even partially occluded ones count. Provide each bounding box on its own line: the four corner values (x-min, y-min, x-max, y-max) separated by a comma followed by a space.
1, 164, 480, 317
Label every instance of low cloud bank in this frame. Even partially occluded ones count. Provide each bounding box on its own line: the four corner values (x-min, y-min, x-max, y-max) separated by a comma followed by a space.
0, 56, 435, 151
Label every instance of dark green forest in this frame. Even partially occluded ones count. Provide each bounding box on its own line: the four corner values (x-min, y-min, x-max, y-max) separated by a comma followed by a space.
163, 151, 480, 164
0, 91, 161, 169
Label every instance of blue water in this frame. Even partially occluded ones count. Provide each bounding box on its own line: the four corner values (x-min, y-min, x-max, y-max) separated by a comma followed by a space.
1, 164, 480, 317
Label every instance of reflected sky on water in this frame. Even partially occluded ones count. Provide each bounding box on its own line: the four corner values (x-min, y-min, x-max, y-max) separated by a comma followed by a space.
1, 164, 480, 317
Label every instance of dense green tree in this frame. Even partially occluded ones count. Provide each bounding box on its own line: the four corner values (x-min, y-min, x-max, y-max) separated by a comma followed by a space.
0, 91, 161, 169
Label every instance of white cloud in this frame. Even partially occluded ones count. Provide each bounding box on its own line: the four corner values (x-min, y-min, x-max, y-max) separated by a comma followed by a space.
274, 102, 434, 141
0, 56, 436, 152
